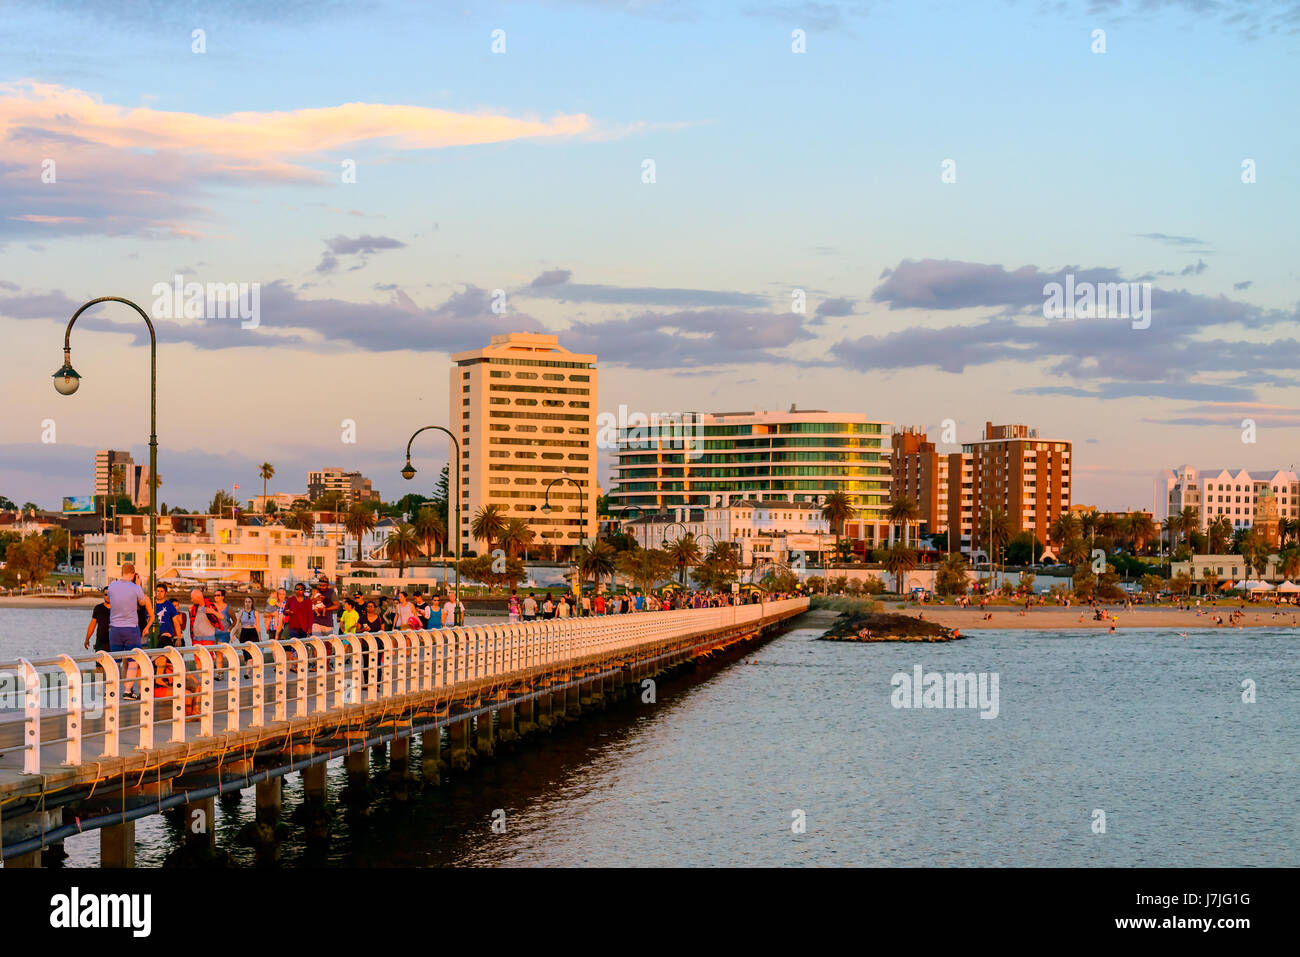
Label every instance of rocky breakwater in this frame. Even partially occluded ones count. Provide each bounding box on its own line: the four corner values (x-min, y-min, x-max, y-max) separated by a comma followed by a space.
820, 611, 964, 642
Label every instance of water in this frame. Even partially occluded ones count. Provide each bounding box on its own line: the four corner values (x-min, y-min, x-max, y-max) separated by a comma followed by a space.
2, 607, 1297, 866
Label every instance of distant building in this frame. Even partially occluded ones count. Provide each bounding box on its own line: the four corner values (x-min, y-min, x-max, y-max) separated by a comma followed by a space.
890, 427, 948, 536
627, 499, 832, 567
1155, 466, 1299, 534
93, 450, 152, 508
306, 468, 379, 506
247, 492, 306, 513
452, 332, 598, 556
962, 422, 1072, 550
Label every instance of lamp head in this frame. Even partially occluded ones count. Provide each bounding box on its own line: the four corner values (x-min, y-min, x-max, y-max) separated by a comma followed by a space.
541, 503, 552, 515
400, 461, 416, 481
53, 352, 81, 396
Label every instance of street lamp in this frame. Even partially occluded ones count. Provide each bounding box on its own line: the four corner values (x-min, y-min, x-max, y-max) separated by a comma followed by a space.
615, 504, 646, 549
54, 297, 158, 624
542, 474, 587, 614
402, 425, 460, 617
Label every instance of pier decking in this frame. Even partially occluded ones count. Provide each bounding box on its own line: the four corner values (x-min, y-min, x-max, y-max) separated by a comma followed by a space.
0, 599, 807, 866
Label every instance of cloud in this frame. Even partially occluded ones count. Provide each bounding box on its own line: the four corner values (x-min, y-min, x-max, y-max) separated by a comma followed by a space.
742, 2, 873, 32
522, 281, 769, 308
530, 269, 573, 287
562, 307, 813, 368
0, 81, 591, 238
1180, 258, 1208, 276
316, 234, 405, 273
814, 296, 855, 317
1136, 232, 1206, 247
870, 258, 1126, 312
1233, 280, 1254, 291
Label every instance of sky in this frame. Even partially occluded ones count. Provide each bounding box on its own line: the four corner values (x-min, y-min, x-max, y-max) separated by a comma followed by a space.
0, 0, 1297, 514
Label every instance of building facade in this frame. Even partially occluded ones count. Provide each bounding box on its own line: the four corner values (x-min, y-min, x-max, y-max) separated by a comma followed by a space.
93, 449, 152, 508
609, 407, 893, 547
452, 332, 598, 556
1155, 466, 1300, 534
890, 427, 948, 535
306, 468, 379, 506
962, 422, 1071, 550
627, 500, 832, 568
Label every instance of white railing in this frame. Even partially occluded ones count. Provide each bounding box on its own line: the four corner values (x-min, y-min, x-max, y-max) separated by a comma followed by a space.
0, 599, 807, 775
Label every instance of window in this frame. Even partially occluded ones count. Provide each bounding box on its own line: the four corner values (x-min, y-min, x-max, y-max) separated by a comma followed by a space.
279, 556, 294, 569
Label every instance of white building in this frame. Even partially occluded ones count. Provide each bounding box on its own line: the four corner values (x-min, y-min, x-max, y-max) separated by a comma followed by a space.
1155, 466, 1300, 532
627, 499, 832, 566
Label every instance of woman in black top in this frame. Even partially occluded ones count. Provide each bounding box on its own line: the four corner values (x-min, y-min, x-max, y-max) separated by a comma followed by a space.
356, 601, 385, 687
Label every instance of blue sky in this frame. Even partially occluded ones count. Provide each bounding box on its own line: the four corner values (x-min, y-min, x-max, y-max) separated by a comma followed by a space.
1, 0, 1298, 512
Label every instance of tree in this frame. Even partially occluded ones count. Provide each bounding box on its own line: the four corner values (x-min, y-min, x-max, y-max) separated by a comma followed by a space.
1048, 512, 1080, 547
883, 544, 918, 595
1139, 573, 1163, 599
1, 533, 57, 587
666, 533, 702, 586
886, 496, 919, 548
284, 505, 315, 538
693, 541, 739, 592
820, 492, 855, 560
615, 548, 675, 594
314, 489, 345, 513
977, 508, 1012, 584
1127, 511, 1156, 554
0, 496, 15, 510
1207, 515, 1232, 555
1072, 568, 1096, 600
1006, 530, 1042, 566
470, 504, 507, 555
457, 553, 526, 591
385, 522, 421, 579
208, 489, 237, 517
1173, 506, 1199, 548
578, 539, 617, 593
1170, 571, 1193, 596
498, 518, 535, 560
1060, 536, 1090, 567
258, 463, 275, 511
413, 507, 447, 563
345, 502, 378, 564
935, 552, 969, 597
1279, 546, 1300, 583
1201, 567, 1218, 596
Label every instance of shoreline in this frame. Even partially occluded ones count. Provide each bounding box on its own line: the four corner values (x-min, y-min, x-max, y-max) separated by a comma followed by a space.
892, 605, 1300, 631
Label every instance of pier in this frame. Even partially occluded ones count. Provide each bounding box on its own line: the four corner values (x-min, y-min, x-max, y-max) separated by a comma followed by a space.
0, 599, 807, 866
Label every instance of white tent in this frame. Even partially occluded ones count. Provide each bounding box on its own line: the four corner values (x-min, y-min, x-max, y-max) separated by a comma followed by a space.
1277, 581, 1300, 593
1245, 580, 1274, 591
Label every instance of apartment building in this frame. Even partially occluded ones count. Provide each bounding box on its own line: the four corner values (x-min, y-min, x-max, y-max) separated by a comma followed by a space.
610, 407, 893, 547
1156, 466, 1300, 535
306, 468, 379, 506
93, 449, 152, 508
452, 332, 598, 556
963, 422, 1071, 549
890, 427, 948, 535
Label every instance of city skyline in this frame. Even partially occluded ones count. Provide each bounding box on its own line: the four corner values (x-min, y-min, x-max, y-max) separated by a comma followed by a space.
2, 1, 1298, 513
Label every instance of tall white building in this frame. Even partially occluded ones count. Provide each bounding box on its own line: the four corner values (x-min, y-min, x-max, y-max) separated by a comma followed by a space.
1155, 466, 1300, 532
452, 332, 598, 556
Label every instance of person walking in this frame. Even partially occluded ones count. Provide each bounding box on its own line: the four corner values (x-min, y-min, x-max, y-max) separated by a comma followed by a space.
264, 588, 286, 641
211, 589, 233, 643
393, 590, 417, 630
154, 584, 186, 648
236, 597, 260, 643
188, 588, 223, 646
283, 583, 314, 640
84, 594, 112, 652
522, 593, 538, 623
312, 575, 339, 635
104, 564, 148, 698
508, 592, 520, 623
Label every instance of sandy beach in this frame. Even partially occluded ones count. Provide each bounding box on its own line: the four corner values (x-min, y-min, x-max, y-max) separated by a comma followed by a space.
898, 605, 1300, 631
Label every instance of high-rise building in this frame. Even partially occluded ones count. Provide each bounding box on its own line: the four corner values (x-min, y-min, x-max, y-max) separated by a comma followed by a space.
890, 427, 948, 535
964, 422, 1072, 549
306, 468, 379, 506
1155, 466, 1299, 534
609, 407, 893, 547
93, 450, 151, 508
946, 451, 975, 552
452, 332, 598, 555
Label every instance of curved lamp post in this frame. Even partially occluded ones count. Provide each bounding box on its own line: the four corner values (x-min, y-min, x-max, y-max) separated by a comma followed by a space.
401, 426, 460, 614
542, 474, 586, 613
615, 504, 646, 549
54, 297, 158, 625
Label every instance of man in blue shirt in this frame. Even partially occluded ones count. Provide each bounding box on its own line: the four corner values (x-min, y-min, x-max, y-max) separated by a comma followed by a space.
154, 584, 186, 647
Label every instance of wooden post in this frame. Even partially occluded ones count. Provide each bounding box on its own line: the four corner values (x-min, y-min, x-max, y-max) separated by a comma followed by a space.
101, 820, 136, 868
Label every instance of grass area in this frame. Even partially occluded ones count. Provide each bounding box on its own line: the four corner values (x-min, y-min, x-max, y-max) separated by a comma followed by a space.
810, 595, 880, 615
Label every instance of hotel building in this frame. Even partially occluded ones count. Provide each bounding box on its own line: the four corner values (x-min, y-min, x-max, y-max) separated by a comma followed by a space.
1155, 466, 1300, 533
452, 332, 598, 556
961, 422, 1071, 550
609, 407, 893, 547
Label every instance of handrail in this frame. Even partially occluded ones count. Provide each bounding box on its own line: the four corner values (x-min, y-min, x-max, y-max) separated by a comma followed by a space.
0, 599, 808, 776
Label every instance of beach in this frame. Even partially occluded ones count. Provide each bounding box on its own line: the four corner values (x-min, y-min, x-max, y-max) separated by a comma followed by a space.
897, 604, 1300, 631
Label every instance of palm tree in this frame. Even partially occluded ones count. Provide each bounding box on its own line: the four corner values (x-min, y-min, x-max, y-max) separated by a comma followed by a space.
258, 463, 275, 512
666, 533, 703, 586
578, 539, 617, 594
886, 496, 920, 548
1201, 566, 1219, 596
413, 507, 447, 562
1279, 517, 1298, 549
820, 491, 855, 561
498, 517, 535, 560
1130, 511, 1156, 554
978, 508, 1012, 585
1279, 546, 1300, 582
471, 504, 508, 555
1178, 506, 1200, 548
1207, 515, 1232, 555
284, 505, 315, 538
883, 544, 918, 595
1048, 512, 1080, 548
345, 502, 378, 565
385, 522, 421, 579
1079, 510, 1100, 547
1060, 536, 1090, 567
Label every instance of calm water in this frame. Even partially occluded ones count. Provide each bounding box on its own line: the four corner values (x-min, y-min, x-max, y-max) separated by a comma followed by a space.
2, 607, 1297, 867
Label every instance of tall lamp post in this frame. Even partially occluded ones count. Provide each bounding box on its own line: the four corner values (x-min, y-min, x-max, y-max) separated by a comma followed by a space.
54, 297, 158, 625
401, 425, 460, 614
542, 474, 587, 614
615, 504, 646, 548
